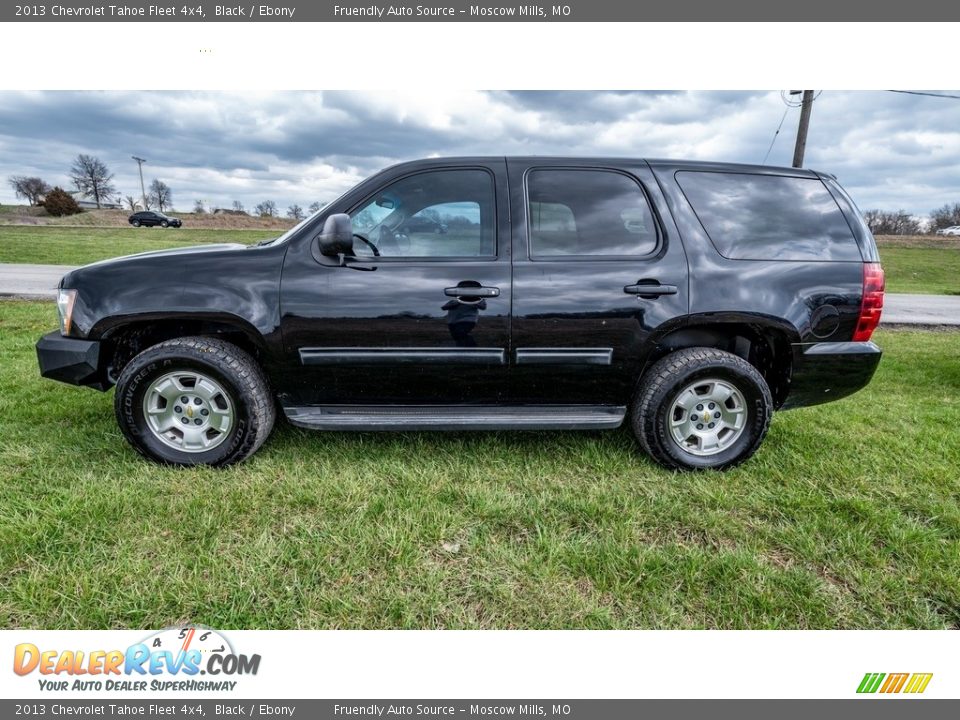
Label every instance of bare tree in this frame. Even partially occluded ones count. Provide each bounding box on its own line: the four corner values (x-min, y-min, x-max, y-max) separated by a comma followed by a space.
8, 176, 52, 206
308, 201, 325, 214
193, 199, 206, 214
254, 200, 277, 218
124, 195, 141, 211
287, 204, 304, 220
69, 154, 116, 209
232, 200, 245, 213
929, 202, 960, 233
148, 179, 172, 212
862, 209, 921, 236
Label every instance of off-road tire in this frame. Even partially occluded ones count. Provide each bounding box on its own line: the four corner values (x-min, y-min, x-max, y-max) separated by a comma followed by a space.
631, 347, 773, 471
114, 336, 275, 466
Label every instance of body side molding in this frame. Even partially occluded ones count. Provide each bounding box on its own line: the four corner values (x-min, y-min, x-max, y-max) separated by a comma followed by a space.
515, 348, 613, 365
299, 347, 506, 365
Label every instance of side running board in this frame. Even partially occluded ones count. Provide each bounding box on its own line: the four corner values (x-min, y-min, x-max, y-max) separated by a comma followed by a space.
283, 405, 626, 431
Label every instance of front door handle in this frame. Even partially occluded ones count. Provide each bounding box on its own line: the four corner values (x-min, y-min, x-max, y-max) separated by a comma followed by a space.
624, 282, 678, 298
445, 286, 500, 298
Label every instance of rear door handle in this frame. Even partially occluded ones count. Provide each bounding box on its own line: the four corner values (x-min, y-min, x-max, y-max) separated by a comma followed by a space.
445, 286, 500, 298
624, 282, 678, 298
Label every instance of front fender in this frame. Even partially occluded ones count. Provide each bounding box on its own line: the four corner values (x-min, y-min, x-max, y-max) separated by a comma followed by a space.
87, 282, 279, 343
64, 244, 286, 341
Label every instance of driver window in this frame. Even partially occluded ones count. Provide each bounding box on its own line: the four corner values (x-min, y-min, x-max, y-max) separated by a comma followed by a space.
349, 169, 495, 258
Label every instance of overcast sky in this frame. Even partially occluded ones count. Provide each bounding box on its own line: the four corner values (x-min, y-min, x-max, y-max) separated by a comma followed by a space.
1, 90, 959, 216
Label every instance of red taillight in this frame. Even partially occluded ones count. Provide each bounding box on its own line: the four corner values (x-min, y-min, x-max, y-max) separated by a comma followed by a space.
853, 262, 884, 342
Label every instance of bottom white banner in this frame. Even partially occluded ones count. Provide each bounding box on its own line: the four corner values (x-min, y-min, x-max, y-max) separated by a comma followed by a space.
1, 629, 953, 699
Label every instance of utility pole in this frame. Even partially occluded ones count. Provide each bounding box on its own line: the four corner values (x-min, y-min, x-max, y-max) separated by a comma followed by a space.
791, 90, 814, 168
132, 156, 147, 209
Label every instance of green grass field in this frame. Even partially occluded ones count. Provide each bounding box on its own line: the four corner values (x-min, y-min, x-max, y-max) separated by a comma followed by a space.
1, 299, 958, 629
0, 226, 277, 266
0, 226, 957, 295
877, 246, 960, 295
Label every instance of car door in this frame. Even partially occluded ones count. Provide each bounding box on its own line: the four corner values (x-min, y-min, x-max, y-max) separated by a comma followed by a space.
507, 158, 689, 404
278, 161, 512, 406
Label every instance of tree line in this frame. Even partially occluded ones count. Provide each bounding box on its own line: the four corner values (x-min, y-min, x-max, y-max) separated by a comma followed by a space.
8, 154, 326, 220
8, 154, 175, 216
859, 204, 960, 235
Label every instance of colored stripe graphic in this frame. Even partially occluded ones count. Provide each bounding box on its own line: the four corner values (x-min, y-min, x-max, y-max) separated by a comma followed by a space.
857, 673, 885, 693
904, 673, 933, 694
880, 673, 909, 693
857, 672, 932, 694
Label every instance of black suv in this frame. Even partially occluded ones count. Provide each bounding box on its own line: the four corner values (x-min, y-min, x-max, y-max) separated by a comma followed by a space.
128, 211, 182, 228
37, 157, 884, 470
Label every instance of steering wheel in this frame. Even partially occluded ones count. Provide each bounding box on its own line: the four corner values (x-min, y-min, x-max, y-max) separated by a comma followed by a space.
353, 233, 381, 257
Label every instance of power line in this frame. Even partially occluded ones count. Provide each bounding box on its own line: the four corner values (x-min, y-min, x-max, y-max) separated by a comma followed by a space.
887, 90, 960, 100
781, 89, 822, 108
761, 106, 791, 165
764, 89, 957, 169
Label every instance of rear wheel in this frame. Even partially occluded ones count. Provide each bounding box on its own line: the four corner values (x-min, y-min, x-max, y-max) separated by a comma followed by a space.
114, 337, 275, 466
631, 347, 772, 471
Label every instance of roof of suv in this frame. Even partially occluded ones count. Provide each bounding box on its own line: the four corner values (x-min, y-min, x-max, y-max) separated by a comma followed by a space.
384, 156, 824, 178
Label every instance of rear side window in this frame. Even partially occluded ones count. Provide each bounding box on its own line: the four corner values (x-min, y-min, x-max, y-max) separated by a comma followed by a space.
676, 171, 861, 261
527, 169, 658, 258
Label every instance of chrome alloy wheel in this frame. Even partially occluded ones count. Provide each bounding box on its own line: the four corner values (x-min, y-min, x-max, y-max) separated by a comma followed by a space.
667, 378, 747, 457
142, 371, 235, 453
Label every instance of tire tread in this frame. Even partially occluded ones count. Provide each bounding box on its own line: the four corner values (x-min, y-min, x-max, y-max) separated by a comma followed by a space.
114, 336, 275, 466
632, 347, 772, 471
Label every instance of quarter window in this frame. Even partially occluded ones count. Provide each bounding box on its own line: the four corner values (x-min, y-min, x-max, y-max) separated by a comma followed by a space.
349, 169, 495, 258
527, 169, 658, 258
676, 171, 861, 261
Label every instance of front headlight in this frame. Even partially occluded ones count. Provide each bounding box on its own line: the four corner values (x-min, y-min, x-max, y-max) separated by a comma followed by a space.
56, 289, 77, 336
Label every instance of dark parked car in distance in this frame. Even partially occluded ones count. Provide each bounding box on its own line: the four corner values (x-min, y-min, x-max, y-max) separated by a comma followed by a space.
398, 216, 448, 235
37, 156, 884, 470
128, 211, 182, 228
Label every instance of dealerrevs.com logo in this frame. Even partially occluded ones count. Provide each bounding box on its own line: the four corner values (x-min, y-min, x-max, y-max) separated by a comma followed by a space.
857, 673, 933, 694
13, 627, 261, 693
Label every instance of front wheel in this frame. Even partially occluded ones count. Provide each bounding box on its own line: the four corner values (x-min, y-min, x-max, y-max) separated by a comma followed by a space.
160, 220, 169, 228
131, 220, 141, 227
631, 347, 772, 471
114, 337, 275, 466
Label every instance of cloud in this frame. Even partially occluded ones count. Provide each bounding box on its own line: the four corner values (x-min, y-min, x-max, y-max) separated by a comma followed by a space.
1, 90, 959, 216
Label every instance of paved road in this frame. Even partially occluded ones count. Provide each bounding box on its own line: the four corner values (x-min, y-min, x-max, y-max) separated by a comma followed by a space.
1, 263, 957, 325
0, 263, 75, 300
882, 293, 960, 325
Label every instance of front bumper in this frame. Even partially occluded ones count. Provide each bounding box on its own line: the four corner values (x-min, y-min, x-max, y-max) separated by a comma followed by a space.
36, 331, 110, 391
782, 341, 882, 409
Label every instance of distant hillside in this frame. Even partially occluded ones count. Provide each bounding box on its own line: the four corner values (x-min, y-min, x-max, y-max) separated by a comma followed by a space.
0, 205, 297, 230
875, 234, 960, 249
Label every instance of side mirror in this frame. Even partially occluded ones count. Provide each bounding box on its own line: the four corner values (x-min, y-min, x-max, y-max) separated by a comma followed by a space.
317, 213, 353, 257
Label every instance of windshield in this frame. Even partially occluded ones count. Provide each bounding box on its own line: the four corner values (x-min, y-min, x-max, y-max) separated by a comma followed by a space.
266, 209, 322, 246
268, 185, 355, 246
